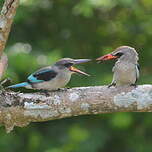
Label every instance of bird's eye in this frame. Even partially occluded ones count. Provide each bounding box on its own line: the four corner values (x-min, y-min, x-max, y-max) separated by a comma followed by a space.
114, 52, 124, 57
64, 63, 73, 67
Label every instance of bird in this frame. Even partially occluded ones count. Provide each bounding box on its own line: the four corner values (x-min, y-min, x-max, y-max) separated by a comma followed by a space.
96, 46, 140, 87
7, 58, 91, 90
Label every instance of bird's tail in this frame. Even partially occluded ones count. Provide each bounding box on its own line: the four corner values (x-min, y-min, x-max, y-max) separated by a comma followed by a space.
7, 82, 29, 89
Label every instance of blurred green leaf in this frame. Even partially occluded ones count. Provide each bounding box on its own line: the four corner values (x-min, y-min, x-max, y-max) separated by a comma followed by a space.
110, 113, 133, 129
1, 0, 152, 151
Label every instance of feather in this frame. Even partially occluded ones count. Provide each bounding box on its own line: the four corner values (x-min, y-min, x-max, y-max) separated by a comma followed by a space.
27, 75, 43, 83
7, 82, 29, 88
28, 68, 57, 82
135, 64, 140, 83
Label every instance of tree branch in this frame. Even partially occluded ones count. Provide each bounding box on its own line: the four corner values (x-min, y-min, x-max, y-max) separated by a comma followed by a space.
0, 0, 19, 56
0, 85, 152, 133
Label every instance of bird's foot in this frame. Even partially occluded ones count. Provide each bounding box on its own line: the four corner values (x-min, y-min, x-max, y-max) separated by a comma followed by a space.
57, 87, 70, 92
40, 90, 50, 96
130, 84, 137, 88
108, 83, 116, 88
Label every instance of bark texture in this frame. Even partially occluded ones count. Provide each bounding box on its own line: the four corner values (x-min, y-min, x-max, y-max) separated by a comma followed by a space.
0, 0, 19, 56
0, 53, 8, 79
1, 85, 152, 133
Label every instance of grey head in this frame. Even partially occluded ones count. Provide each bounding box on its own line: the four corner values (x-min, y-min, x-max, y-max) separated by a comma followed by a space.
111, 46, 139, 63
96, 46, 139, 64
53, 58, 91, 76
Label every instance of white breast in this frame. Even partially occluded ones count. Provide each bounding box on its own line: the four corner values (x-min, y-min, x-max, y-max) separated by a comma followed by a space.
113, 62, 137, 86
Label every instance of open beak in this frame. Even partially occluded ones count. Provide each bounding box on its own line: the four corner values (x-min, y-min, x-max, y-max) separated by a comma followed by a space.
73, 59, 91, 64
69, 66, 90, 76
96, 54, 118, 61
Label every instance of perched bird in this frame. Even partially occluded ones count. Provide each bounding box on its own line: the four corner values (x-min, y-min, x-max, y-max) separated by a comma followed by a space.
96, 46, 140, 87
7, 58, 91, 90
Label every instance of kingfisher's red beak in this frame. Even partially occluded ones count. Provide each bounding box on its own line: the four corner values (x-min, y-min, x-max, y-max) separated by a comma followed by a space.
96, 54, 118, 61
69, 66, 90, 76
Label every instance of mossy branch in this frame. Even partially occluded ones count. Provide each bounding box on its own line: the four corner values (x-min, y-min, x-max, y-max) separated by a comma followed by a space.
0, 85, 152, 133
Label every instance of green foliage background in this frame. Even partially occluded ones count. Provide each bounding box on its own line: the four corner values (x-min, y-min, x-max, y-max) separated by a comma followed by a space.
1, 0, 152, 151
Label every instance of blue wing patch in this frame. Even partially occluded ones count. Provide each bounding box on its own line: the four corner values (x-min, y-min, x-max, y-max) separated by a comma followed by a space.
27, 75, 43, 83
27, 68, 57, 83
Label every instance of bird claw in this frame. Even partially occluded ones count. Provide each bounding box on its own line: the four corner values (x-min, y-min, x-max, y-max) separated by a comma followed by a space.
130, 84, 137, 88
108, 83, 116, 88
57, 87, 70, 92
40, 90, 50, 96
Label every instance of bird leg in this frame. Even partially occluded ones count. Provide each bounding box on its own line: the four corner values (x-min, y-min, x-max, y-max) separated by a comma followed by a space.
130, 83, 137, 88
40, 89, 50, 96
57, 87, 70, 92
108, 82, 116, 88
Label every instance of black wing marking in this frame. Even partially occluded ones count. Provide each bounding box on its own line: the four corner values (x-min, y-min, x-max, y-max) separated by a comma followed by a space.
27, 67, 58, 83
135, 64, 140, 84
33, 68, 57, 81
137, 64, 140, 72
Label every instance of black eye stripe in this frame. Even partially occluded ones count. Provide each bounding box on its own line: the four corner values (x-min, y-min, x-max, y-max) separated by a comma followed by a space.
64, 63, 73, 67
115, 52, 124, 57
